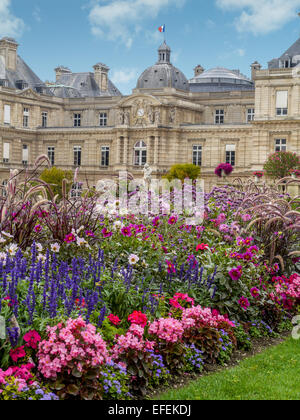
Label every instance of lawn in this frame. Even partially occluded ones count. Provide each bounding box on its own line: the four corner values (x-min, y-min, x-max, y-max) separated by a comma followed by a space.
156, 337, 300, 400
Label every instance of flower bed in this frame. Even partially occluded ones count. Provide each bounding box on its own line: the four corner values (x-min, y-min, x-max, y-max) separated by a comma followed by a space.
0, 173, 299, 399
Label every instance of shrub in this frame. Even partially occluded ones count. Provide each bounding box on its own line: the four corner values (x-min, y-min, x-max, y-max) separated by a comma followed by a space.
40, 167, 73, 199
164, 164, 201, 182
263, 151, 300, 179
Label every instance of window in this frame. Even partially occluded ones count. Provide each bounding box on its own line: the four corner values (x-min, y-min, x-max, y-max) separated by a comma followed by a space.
23, 108, 29, 127
22, 145, 28, 166
42, 112, 48, 128
74, 146, 82, 166
48, 147, 55, 166
3, 143, 10, 163
276, 91, 288, 116
4, 105, 11, 124
1, 180, 7, 198
215, 109, 224, 124
134, 141, 147, 166
70, 182, 83, 199
226, 144, 236, 166
99, 113, 107, 127
193, 145, 202, 166
247, 108, 255, 123
101, 146, 110, 167
275, 139, 287, 152
74, 114, 81, 127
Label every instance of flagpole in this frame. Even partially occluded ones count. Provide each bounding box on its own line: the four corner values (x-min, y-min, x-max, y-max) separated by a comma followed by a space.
164, 24, 166, 42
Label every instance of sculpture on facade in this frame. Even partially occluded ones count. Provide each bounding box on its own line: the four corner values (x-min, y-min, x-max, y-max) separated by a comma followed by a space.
143, 163, 153, 187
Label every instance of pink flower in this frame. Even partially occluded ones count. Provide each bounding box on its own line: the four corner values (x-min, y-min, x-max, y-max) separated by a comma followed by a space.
23, 331, 41, 350
168, 215, 178, 225
34, 224, 42, 233
121, 226, 132, 237
64, 233, 76, 243
250, 287, 260, 299
229, 266, 242, 281
238, 296, 250, 310
166, 260, 176, 274
196, 243, 209, 252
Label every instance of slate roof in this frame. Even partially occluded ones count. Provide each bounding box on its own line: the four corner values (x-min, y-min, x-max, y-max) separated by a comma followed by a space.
268, 37, 300, 69
52, 72, 122, 98
189, 67, 254, 92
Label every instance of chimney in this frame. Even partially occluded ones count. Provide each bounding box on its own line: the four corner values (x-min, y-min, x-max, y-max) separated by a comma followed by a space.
251, 61, 261, 81
194, 65, 204, 77
54, 66, 71, 82
0, 37, 18, 71
93, 63, 110, 92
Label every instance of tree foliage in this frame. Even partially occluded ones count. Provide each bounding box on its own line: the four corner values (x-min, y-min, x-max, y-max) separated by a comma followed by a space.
40, 167, 73, 198
264, 151, 300, 179
164, 164, 201, 182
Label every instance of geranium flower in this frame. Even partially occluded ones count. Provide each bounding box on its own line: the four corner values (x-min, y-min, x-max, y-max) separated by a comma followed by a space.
196, 243, 209, 252
10, 346, 26, 363
108, 314, 121, 326
128, 311, 148, 328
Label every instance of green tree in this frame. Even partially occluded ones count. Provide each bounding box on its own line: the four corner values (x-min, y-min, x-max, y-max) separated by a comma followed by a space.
164, 164, 201, 182
263, 151, 300, 179
40, 167, 73, 199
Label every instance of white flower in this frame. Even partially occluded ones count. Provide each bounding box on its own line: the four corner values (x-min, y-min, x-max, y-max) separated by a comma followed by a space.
0, 252, 7, 266
1, 231, 13, 239
6, 243, 18, 256
0, 236, 7, 244
77, 225, 85, 234
36, 243, 43, 253
119, 207, 128, 216
113, 221, 123, 231
37, 254, 46, 263
51, 243, 61, 253
128, 254, 139, 265
76, 237, 87, 247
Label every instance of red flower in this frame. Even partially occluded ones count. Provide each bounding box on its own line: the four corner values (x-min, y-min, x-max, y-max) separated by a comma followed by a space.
196, 243, 209, 252
10, 346, 26, 363
108, 314, 121, 326
23, 331, 41, 350
128, 311, 148, 327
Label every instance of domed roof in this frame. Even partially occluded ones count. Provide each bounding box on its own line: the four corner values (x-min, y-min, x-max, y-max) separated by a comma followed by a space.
189, 67, 254, 92
137, 42, 189, 91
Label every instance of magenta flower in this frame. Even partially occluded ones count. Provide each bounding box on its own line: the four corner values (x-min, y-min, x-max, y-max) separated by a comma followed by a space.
121, 226, 132, 237
64, 233, 76, 243
229, 266, 242, 281
250, 287, 260, 299
168, 215, 178, 225
166, 260, 176, 274
34, 225, 42, 233
238, 296, 250, 310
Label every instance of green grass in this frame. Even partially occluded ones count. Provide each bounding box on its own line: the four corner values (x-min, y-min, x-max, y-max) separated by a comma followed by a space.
155, 337, 300, 400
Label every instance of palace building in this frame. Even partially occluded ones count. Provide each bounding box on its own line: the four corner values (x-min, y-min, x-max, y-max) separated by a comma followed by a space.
0, 36, 300, 192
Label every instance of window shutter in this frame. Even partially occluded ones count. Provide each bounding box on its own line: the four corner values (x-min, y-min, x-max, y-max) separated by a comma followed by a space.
3, 143, 10, 160
276, 91, 288, 108
4, 105, 11, 124
22, 146, 28, 161
226, 144, 236, 152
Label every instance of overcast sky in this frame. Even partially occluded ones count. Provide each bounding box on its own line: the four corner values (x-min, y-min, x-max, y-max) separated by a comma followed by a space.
1, 0, 300, 94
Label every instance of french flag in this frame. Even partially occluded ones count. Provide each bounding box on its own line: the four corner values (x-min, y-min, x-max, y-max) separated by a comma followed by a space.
158, 24, 165, 33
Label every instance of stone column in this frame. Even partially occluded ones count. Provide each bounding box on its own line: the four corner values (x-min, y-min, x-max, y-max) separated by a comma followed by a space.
123, 137, 128, 165
116, 137, 121, 164
154, 136, 159, 165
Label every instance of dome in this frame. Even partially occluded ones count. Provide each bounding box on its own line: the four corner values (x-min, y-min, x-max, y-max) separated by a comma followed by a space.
189, 67, 254, 92
136, 42, 189, 91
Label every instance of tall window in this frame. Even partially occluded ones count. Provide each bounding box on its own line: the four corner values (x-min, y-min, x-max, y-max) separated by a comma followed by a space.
247, 108, 255, 122
215, 109, 224, 124
101, 146, 110, 167
74, 113, 81, 127
134, 141, 147, 166
226, 144, 236, 166
74, 146, 82, 166
70, 182, 83, 199
4, 105, 11, 125
23, 108, 29, 127
193, 145, 202, 166
22, 145, 28, 166
42, 112, 48, 128
275, 139, 287, 152
99, 113, 108, 127
3, 143, 10, 163
48, 147, 55, 165
276, 91, 288, 116
1, 180, 8, 198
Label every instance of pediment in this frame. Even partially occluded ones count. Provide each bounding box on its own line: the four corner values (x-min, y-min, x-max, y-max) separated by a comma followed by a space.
16, 88, 41, 99
118, 93, 162, 108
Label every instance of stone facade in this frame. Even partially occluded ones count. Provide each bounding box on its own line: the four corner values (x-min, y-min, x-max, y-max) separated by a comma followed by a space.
0, 37, 299, 193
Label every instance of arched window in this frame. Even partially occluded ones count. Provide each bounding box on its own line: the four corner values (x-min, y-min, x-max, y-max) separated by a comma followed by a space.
134, 141, 147, 167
